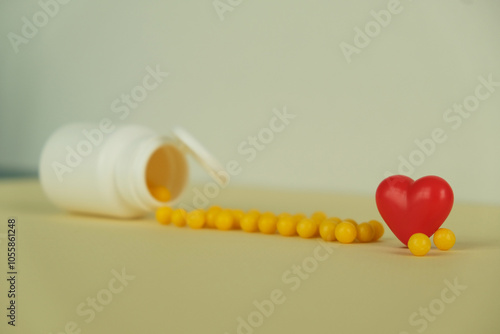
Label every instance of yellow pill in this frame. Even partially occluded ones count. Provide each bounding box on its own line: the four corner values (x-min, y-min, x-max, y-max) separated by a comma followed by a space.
311, 211, 327, 223
319, 219, 337, 241
258, 213, 277, 234
215, 210, 234, 230
247, 209, 260, 216
171, 208, 187, 227
297, 218, 318, 238
205, 207, 222, 228
408, 233, 431, 256
240, 213, 259, 232
187, 209, 206, 229
155, 206, 173, 225
277, 216, 297, 236
278, 212, 292, 219
335, 221, 357, 244
357, 223, 375, 243
326, 217, 342, 224
433, 228, 456, 251
292, 213, 306, 223
231, 209, 245, 229
343, 218, 358, 228
148, 185, 171, 202
368, 220, 384, 241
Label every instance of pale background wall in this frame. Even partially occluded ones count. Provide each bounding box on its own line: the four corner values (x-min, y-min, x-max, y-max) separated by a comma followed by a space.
0, 0, 499, 204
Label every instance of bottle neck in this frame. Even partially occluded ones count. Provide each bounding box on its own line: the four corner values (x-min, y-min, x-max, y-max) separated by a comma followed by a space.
114, 135, 188, 212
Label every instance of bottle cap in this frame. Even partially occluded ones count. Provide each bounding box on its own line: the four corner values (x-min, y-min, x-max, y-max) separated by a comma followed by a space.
172, 126, 228, 186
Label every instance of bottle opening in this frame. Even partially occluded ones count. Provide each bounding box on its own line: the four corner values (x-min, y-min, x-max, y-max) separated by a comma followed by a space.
145, 144, 188, 204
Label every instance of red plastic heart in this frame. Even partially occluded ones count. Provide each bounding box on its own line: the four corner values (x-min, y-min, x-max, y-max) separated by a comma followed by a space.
375, 175, 454, 246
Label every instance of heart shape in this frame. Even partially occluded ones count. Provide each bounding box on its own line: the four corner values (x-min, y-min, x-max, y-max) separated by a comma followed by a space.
376, 175, 454, 246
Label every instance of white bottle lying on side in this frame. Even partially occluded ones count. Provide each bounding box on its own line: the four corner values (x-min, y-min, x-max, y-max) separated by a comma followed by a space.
39, 122, 226, 218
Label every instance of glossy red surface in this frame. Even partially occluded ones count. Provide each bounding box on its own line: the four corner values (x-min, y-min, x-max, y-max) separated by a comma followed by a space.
376, 175, 454, 246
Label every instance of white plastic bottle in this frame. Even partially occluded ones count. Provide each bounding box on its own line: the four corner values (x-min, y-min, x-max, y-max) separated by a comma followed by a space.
39, 122, 225, 218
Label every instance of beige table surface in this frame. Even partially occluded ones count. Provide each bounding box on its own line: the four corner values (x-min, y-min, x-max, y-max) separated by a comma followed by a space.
0, 179, 499, 334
